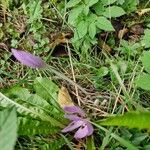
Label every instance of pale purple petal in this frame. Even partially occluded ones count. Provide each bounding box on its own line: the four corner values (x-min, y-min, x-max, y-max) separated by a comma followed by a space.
64, 114, 81, 121
11, 48, 47, 68
62, 120, 84, 133
86, 122, 94, 136
64, 106, 86, 117
74, 123, 89, 139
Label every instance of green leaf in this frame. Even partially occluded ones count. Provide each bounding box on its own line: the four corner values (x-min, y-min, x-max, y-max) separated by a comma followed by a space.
97, 111, 150, 129
87, 0, 98, 7
68, 5, 83, 25
76, 20, 88, 39
93, 1, 105, 15
97, 67, 109, 77
136, 74, 150, 90
66, 0, 81, 8
89, 22, 96, 39
83, 5, 89, 16
0, 92, 63, 127
28, 0, 43, 22
96, 16, 115, 31
141, 29, 150, 48
5, 86, 30, 101
102, 0, 117, 5
18, 117, 59, 135
86, 136, 96, 150
103, 6, 126, 18
94, 125, 138, 150
122, 0, 138, 12
0, 108, 17, 150
34, 77, 59, 109
141, 51, 150, 73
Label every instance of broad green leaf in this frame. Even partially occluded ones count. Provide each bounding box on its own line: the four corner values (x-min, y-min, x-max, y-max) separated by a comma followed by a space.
102, 0, 117, 5
103, 6, 126, 18
97, 111, 150, 129
141, 51, 150, 73
89, 22, 96, 39
96, 16, 115, 31
141, 29, 150, 48
116, 0, 125, 5
87, 0, 98, 7
76, 20, 88, 39
83, 5, 89, 16
86, 13, 97, 23
4, 86, 61, 117
5, 86, 30, 101
93, 1, 105, 15
66, 0, 81, 8
136, 74, 150, 90
68, 5, 83, 25
34, 77, 59, 108
122, 0, 138, 12
0, 92, 63, 127
0, 108, 17, 150
18, 117, 60, 135
27, 94, 52, 111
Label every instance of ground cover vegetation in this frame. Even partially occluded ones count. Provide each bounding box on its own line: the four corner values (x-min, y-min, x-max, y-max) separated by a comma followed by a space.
0, 0, 150, 149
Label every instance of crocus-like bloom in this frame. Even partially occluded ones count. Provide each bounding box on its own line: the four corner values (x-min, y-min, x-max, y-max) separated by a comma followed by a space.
11, 48, 47, 68
62, 106, 94, 139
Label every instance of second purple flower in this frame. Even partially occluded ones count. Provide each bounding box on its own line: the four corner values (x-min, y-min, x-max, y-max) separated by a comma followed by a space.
62, 106, 94, 140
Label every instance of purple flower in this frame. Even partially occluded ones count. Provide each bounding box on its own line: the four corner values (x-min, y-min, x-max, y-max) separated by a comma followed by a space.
62, 106, 94, 140
11, 48, 47, 68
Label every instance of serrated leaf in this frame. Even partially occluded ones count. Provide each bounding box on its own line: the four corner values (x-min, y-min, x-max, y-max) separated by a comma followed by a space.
136, 74, 150, 90
0, 92, 63, 127
0, 108, 17, 150
96, 16, 115, 31
89, 22, 96, 39
66, 0, 81, 8
103, 6, 126, 18
34, 77, 59, 109
141, 29, 150, 48
141, 51, 150, 73
5, 86, 30, 101
5, 86, 61, 117
68, 5, 83, 25
18, 117, 59, 135
76, 20, 88, 38
97, 111, 150, 129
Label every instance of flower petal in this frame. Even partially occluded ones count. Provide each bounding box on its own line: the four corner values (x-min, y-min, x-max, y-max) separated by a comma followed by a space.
74, 123, 89, 139
86, 122, 94, 136
11, 48, 47, 68
64, 114, 81, 121
63, 106, 86, 117
62, 120, 84, 133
